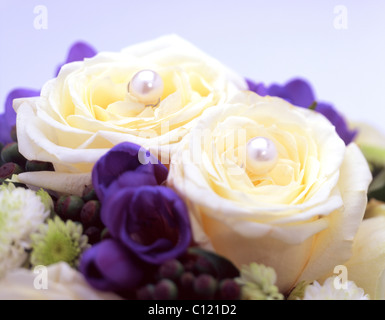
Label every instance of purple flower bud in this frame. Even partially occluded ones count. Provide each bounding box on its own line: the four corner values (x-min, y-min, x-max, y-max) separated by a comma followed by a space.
102, 185, 191, 265
80, 239, 145, 293
91, 142, 191, 281
92, 142, 168, 201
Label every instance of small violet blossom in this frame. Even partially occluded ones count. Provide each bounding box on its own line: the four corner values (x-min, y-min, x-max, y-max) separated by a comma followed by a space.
0, 42, 96, 145
247, 78, 357, 145
81, 142, 191, 292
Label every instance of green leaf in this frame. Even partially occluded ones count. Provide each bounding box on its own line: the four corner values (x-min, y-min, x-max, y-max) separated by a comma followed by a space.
308, 101, 317, 111
360, 145, 385, 167
188, 247, 239, 280
368, 168, 385, 201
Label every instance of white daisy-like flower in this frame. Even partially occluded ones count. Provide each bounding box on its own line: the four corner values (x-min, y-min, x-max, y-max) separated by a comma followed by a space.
0, 183, 49, 278
236, 263, 283, 300
303, 277, 369, 300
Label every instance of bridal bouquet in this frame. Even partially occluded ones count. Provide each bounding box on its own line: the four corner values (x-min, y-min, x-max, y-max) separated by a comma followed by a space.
1, 35, 383, 300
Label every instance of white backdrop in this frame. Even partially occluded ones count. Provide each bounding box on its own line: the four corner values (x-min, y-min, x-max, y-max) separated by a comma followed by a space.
1, 0, 384, 131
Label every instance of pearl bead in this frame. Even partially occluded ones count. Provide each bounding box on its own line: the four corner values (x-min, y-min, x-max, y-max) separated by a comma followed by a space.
246, 137, 278, 175
128, 70, 164, 106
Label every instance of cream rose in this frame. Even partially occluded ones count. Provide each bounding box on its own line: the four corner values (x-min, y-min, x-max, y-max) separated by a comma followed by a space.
14, 35, 246, 193
344, 216, 385, 299
0, 262, 120, 300
168, 91, 371, 293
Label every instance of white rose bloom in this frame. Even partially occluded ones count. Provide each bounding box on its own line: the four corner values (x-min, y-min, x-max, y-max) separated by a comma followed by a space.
303, 277, 369, 300
0, 262, 121, 300
168, 91, 372, 293
14, 35, 246, 195
0, 183, 49, 278
343, 216, 385, 299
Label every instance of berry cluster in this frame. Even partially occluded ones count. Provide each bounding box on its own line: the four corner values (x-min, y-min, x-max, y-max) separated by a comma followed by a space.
0, 125, 106, 245
1, 125, 243, 300
135, 247, 241, 300
54, 186, 107, 245
0, 126, 54, 184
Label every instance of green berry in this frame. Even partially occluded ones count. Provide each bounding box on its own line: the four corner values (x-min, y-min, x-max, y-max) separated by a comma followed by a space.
1, 142, 26, 167
82, 184, 98, 202
154, 279, 178, 300
0, 162, 23, 182
193, 274, 217, 299
80, 200, 101, 228
219, 279, 241, 300
136, 284, 155, 300
55, 195, 84, 221
158, 259, 184, 281
179, 272, 195, 299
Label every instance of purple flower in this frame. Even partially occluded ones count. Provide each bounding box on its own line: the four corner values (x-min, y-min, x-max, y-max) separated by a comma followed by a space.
93, 142, 190, 264
316, 102, 357, 147
55, 41, 97, 76
92, 142, 168, 202
247, 78, 357, 145
80, 239, 145, 292
102, 185, 191, 264
0, 41, 96, 145
81, 142, 192, 292
0, 89, 40, 144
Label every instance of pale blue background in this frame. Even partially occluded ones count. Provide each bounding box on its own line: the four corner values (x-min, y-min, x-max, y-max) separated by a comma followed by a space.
1, 0, 384, 130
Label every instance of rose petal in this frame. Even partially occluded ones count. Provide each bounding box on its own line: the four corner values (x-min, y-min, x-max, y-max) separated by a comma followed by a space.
343, 216, 385, 300
17, 171, 91, 196
298, 143, 372, 283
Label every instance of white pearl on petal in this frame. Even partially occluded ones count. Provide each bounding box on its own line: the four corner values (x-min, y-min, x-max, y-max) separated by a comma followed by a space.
128, 70, 164, 106
246, 137, 278, 175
